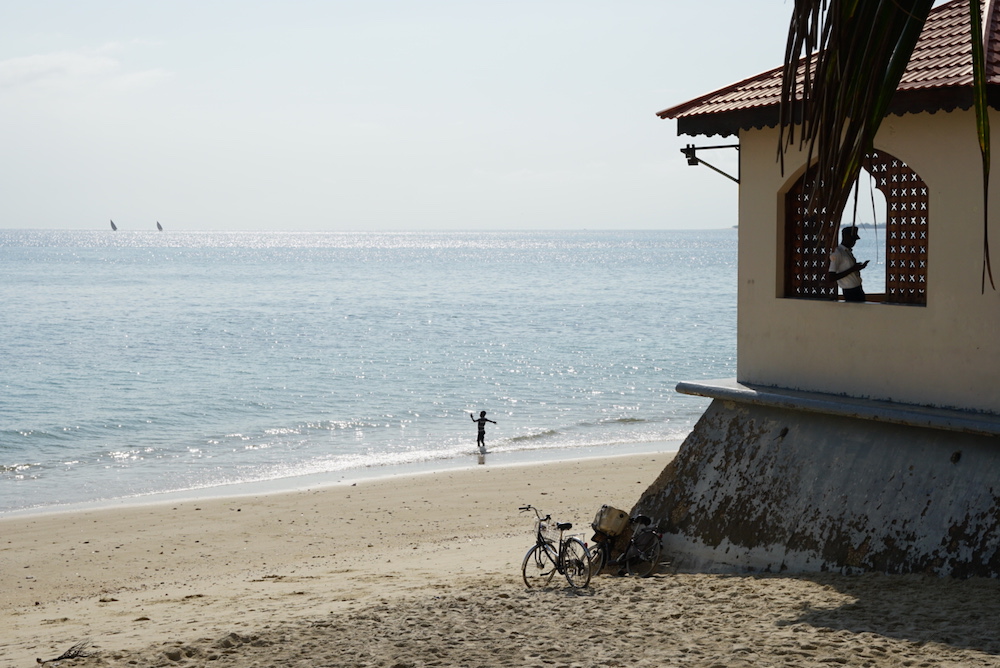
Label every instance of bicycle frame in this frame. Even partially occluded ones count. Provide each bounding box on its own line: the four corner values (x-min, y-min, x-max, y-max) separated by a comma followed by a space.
589, 513, 664, 578
528, 507, 568, 559
519, 505, 591, 588
624, 520, 664, 578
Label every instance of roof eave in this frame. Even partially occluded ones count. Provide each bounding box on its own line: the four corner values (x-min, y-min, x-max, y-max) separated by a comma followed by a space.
672, 85, 1000, 138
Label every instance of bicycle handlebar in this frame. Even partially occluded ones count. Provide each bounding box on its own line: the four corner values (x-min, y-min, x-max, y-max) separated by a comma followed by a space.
519, 505, 550, 521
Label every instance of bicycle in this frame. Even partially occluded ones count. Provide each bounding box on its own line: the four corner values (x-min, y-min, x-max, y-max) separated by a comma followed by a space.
588, 514, 664, 578
519, 505, 592, 588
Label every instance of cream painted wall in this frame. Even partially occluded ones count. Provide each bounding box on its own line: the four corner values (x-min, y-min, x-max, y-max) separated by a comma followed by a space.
736, 109, 1000, 413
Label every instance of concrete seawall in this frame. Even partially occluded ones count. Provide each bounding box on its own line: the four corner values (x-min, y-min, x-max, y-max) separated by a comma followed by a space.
634, 384, 1000, 577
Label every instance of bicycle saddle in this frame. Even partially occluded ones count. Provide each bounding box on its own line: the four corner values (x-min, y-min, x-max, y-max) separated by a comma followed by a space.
557, 522, 573, 531
632, 515, 652, 526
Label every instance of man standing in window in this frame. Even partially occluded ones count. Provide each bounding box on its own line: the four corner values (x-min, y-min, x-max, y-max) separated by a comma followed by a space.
828, 226, 869, 302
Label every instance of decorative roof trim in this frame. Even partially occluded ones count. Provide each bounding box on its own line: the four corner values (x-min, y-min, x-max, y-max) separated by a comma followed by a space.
675, 85, 1000, 139
660, 0, 999, 137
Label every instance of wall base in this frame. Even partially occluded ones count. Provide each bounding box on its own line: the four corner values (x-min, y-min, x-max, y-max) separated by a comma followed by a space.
634, 399, 1000, 577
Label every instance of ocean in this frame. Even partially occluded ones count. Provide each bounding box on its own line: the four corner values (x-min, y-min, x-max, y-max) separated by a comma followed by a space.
0, 229, 736, 514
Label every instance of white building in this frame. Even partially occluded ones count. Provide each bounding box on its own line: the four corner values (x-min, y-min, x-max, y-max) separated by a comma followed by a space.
635, 0, 1000, 576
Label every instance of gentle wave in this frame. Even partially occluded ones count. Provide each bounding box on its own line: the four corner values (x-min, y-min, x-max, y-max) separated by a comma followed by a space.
0, 463, 35, 474
510, 430, 560, 442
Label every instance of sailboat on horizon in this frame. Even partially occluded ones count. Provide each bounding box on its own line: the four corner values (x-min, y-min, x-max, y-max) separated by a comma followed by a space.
156, 221, 163, 231
110, 220, 117, 231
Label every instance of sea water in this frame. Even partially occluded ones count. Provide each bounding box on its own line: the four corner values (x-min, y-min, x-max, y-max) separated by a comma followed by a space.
0, 229, 736, 514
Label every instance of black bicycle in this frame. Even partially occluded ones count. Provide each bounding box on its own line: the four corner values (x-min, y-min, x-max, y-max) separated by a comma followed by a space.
519, 505, 592, 588
588, 514, 664, 578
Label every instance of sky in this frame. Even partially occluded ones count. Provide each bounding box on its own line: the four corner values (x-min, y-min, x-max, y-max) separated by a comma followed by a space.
0, 2, 799, 232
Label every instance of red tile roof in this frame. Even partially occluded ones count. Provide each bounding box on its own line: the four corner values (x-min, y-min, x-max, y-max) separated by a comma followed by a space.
659, 0, 998, 137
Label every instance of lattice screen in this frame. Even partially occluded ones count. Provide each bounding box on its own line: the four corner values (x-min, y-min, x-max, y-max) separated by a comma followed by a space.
784, 171, 837, 299
862, 151, 928, 305
783, 150, 928, 305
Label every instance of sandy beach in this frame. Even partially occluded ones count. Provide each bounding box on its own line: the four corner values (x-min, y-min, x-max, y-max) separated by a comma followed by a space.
4, 451, 1000, 668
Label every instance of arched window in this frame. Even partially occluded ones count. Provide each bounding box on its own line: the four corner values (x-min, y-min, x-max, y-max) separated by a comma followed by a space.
783, 149, 928, 305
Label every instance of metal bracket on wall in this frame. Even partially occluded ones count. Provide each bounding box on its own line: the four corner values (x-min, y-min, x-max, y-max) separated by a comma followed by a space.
681, 143, 740, 183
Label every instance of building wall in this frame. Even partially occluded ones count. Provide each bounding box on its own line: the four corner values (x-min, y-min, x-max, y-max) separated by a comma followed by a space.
633, 400, 1000, 576
737, 109, 1000, 414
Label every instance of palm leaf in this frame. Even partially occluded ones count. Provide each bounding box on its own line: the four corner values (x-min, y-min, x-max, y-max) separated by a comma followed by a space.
969, 0, 995, 290
779, 0, 935, 253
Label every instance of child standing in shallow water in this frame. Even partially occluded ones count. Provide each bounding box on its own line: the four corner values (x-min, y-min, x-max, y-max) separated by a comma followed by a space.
470, 411, 496, 454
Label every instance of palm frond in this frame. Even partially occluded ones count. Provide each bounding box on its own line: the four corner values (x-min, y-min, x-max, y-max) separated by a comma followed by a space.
779, 0, 935, 252
969, 0, 995, 290
38, 639, 94, 664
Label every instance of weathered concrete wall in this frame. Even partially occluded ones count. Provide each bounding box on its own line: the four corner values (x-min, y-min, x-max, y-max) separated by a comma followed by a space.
633, 400, 1000, 577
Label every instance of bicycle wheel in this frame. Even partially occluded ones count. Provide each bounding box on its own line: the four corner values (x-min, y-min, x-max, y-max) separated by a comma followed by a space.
587, 540, 608, 578
521, 543, 558, 588
625, 530, 662, 578
561, 538, 592, 588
